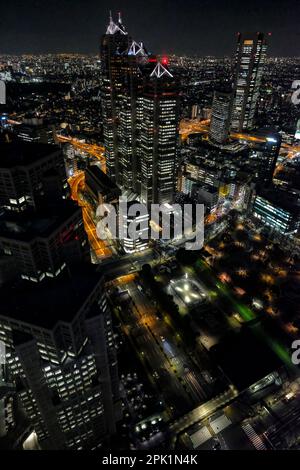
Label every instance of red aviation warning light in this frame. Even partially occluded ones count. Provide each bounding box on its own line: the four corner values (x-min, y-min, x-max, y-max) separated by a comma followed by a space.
161, 56, 169, 66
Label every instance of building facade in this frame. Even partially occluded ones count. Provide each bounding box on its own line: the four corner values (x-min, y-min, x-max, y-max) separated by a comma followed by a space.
249, 132, 281, 186
100, 13, 130, 183
252, 190, 300, 235
209, 90, 232, 145
140, 62, 179, 205
0, 140, 120, 449
231, 32, 267, 132
100, 15, 179, 207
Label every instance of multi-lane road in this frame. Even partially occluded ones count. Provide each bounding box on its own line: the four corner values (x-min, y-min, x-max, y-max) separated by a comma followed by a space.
114, 278, 211, 419
68, 171, 113, 259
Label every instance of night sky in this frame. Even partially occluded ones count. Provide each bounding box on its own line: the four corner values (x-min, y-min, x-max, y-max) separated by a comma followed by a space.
0, 0, 299, 57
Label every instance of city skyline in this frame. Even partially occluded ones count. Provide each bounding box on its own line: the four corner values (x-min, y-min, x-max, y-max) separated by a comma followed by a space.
0, 0, 300, 57
1, 0, 300, 455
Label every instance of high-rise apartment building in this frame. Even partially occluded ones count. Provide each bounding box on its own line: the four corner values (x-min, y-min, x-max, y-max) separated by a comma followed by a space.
231, 32, 267, 132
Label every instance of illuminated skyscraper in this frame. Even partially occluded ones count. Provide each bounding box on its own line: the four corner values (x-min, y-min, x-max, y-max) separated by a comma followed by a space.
209, 90, 232, 145
100, 12, 130, 182
252, 188, 300, 236
140, 62, 179, 205
249, 131, 281, 186
100, 16, 179, 206
118, 41, 148, 193
231, 32, 268, 132
0, 141, 120, 449
100, 13, 149, 193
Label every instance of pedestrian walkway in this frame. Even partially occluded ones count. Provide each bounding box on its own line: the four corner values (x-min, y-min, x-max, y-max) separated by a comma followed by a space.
242, 423, 267, 450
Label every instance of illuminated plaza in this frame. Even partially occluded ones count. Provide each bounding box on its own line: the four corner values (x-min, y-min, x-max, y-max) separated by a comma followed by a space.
169, 274, 207, 307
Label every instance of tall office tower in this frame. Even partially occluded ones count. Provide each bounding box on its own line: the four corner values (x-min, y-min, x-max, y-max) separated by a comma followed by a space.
100, 13, 149, 192
140, 62, 179, 205
100, 12, 130, 182
209, 90, 232, 144
119, 199, 149, 253
0, 141, 120, 449
231, 32, 268, 132
118, 41, 148, 193
249, 131, 281, 186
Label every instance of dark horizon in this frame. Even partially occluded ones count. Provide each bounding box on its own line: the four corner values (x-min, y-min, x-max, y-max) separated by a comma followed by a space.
0, 0, 299, 57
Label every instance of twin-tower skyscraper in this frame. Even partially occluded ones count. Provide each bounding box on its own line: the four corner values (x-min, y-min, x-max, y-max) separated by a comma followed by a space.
101, 14, 268, 201
100, 12, 179, 206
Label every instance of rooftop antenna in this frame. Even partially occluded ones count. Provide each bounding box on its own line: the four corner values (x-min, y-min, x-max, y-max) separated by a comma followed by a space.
109, 10, 113, 23
118, 11, 122, 23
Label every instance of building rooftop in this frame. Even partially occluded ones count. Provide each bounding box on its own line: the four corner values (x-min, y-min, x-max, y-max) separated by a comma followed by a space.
194, 183, 218, 194
85, 165, 121, 198
210, 327, 282, 392
256, 187, 300, 213
86, 165, 117, 188
0, 264, 103, 329
0, 141, 60, 169
187, 141, 249, 164
0, 200, 81, 242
